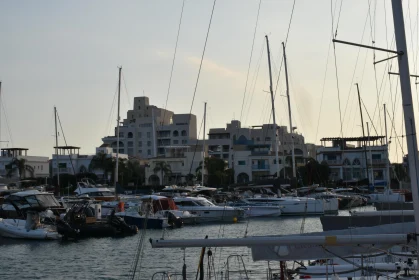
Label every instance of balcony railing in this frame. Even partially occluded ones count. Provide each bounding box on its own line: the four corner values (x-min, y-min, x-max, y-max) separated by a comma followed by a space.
252, 164, 270, 170
324, 160, 340, 165
368, 159, 387, 165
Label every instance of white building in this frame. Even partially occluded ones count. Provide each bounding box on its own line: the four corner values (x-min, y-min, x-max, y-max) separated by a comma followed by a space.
51, 145, 129, 180
316, 136, 389, 183
102, 96, 197, 159
144, 145, 204, 185
205, 120, 313, 183
0, 148, 49, 178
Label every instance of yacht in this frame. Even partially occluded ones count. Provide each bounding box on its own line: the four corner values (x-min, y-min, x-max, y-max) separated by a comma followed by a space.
226, 199, 282, 217
246, 196, 334, 215
173, 196, 245, 223
74, 178, 115, 201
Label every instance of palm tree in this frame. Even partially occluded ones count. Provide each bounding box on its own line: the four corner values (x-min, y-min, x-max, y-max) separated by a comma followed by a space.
89, 152, 113, 182
195, 158, 209, 179
6, 158, 34, 179
153, 161, 171, 185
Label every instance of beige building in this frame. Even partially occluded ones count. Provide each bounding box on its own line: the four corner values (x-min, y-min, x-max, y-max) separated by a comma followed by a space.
0, 148, 49, 178
102, 96, 197, 159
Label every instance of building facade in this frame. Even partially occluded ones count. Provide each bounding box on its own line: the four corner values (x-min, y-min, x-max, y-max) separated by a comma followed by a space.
102, 96, 197, 159
316, 136, 389, 183
0, 148, 49, 179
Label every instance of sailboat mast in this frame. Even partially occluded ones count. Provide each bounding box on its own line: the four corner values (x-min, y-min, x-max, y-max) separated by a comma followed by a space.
265, 35, 280, 179
355, 84, 370, 182
115, 66, 122, 199
283, 42, 296, 178
384, 104, 391, 188
202, 102, 207, 186
54, 106, 60, 195
391, 0, 419, 235
366, 122, 374, 187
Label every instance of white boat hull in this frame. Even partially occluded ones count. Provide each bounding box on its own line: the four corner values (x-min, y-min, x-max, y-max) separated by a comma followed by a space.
244, 206, 282, 217
0, 219, 60, 240
175, 207, 244, 223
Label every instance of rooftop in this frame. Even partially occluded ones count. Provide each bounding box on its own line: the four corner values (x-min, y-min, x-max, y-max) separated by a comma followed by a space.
1, 148, 29, 151
320, 136, 385, 142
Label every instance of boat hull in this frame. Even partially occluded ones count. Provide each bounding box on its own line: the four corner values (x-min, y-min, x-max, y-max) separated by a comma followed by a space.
120, 215, 169, 229
320, 215, 415, 231
0, 219, 60, 240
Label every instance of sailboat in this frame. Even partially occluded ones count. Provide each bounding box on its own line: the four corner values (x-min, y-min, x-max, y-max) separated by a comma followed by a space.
150, 1, 419, 278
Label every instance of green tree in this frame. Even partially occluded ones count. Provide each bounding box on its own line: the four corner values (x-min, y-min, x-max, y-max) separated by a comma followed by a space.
89, 152, 114, 182
297, 158, 330, 186
153, 161, 172, 185
6, 158, 34, 179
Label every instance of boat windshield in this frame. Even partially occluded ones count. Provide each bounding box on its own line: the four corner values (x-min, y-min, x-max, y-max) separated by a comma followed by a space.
8, 194, 61, 209
195, 200, 214, 206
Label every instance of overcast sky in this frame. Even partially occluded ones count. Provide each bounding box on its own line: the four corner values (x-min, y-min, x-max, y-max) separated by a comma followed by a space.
1, 0, 418, 163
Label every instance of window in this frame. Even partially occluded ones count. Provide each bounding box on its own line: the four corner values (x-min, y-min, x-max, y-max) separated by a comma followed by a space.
173, 130, 179, 137
139, 150, 142, 153
273, 159, 281, 164
147, 141, 151, 147
181, 130, 187, 136
238, 160, 246, 166
138, 132, 142, 138
147, 132, 151, 138
265, 137, 271, 141
128, 141, 133, 147
138, 106, 141, 110
182, 140, 187, 144
127, 132, 133, 138
138, 141, 142, 147
256, 137, 260, 141
372, 154, 381, 160
173, 140, 179, 144
147, 150, 151, 156
119, 132, 124, 137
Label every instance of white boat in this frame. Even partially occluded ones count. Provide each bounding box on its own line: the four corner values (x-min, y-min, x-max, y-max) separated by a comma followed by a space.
226, 199, 282, 217
367, 189, 406, 203
0, 211, 59, 240
246, 196, 335, 215
173, 196, 245, 222
74, 178, 115, 201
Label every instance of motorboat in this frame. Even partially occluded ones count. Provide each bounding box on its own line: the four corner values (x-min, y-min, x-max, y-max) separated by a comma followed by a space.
246, 196, 335, 216
0, 211, 60, 240
226, 199, 282, 217
173, 196, 245, 223
73, 178, 115, 201
56, 201, 138, 239
0, 190, 66, 219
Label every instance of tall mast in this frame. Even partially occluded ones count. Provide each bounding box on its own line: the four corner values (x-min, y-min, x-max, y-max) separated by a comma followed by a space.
265, 35, 280, 179
202, 102, 207, 186
384, 104, 391, 189
0, 81, 2, 151
355, 83, 370, 182
391, 0, 419, 235
366, 122, 374, 188
115, 66, 122, 199
54, 106, 60, 195
283, 42, 296, 178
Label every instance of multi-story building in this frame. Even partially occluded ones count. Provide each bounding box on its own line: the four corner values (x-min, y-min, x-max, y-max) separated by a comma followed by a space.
102, 96, 197, 159
144, 145, 204, 185
0, 148, 49, 178
51, 145, 128, 180
316, 136, 389, 183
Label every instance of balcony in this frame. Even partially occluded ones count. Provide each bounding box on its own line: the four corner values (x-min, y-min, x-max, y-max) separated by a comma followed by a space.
252, 164, 270, 170
324, 160, 340, 165
368, 159, 387, 165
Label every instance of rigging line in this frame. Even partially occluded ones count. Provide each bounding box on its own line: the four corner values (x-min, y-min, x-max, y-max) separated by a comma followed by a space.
162, 0, 185, 125
104, 83, 119, 136
121, 72, 132, 109
56, 111, 77, 175
341, 7, 370, 123
360, 97, 379, 136
238, 0, 262, 123
244, 42, 265, 125
332, 42, 344, 138
187, 116, 204, 176
334, 0, 344, 38
1, 99, 13, 146
273, 0, 297, 98
187, 0, 217, 119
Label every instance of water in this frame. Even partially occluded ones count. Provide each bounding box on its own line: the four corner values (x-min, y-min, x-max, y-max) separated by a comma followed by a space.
0, 209, 367, 280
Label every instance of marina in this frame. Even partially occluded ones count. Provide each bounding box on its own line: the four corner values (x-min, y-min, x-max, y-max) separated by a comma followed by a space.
1, 0, 419, 279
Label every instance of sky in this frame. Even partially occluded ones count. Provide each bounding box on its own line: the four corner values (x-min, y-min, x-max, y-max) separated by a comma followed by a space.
0, 0, 418, 163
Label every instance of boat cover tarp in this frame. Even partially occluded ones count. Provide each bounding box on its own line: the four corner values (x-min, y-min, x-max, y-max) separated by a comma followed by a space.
251, 222, 415, 261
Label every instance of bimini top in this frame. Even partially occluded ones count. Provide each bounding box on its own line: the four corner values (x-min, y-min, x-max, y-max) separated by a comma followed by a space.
320, 136, 384, 142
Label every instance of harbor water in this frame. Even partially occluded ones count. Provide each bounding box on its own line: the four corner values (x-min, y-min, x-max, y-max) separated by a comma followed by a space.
0, 208, 363, 280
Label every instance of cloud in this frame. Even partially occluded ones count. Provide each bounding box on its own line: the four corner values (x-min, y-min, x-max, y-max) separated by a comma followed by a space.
186, 56, 243, 79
